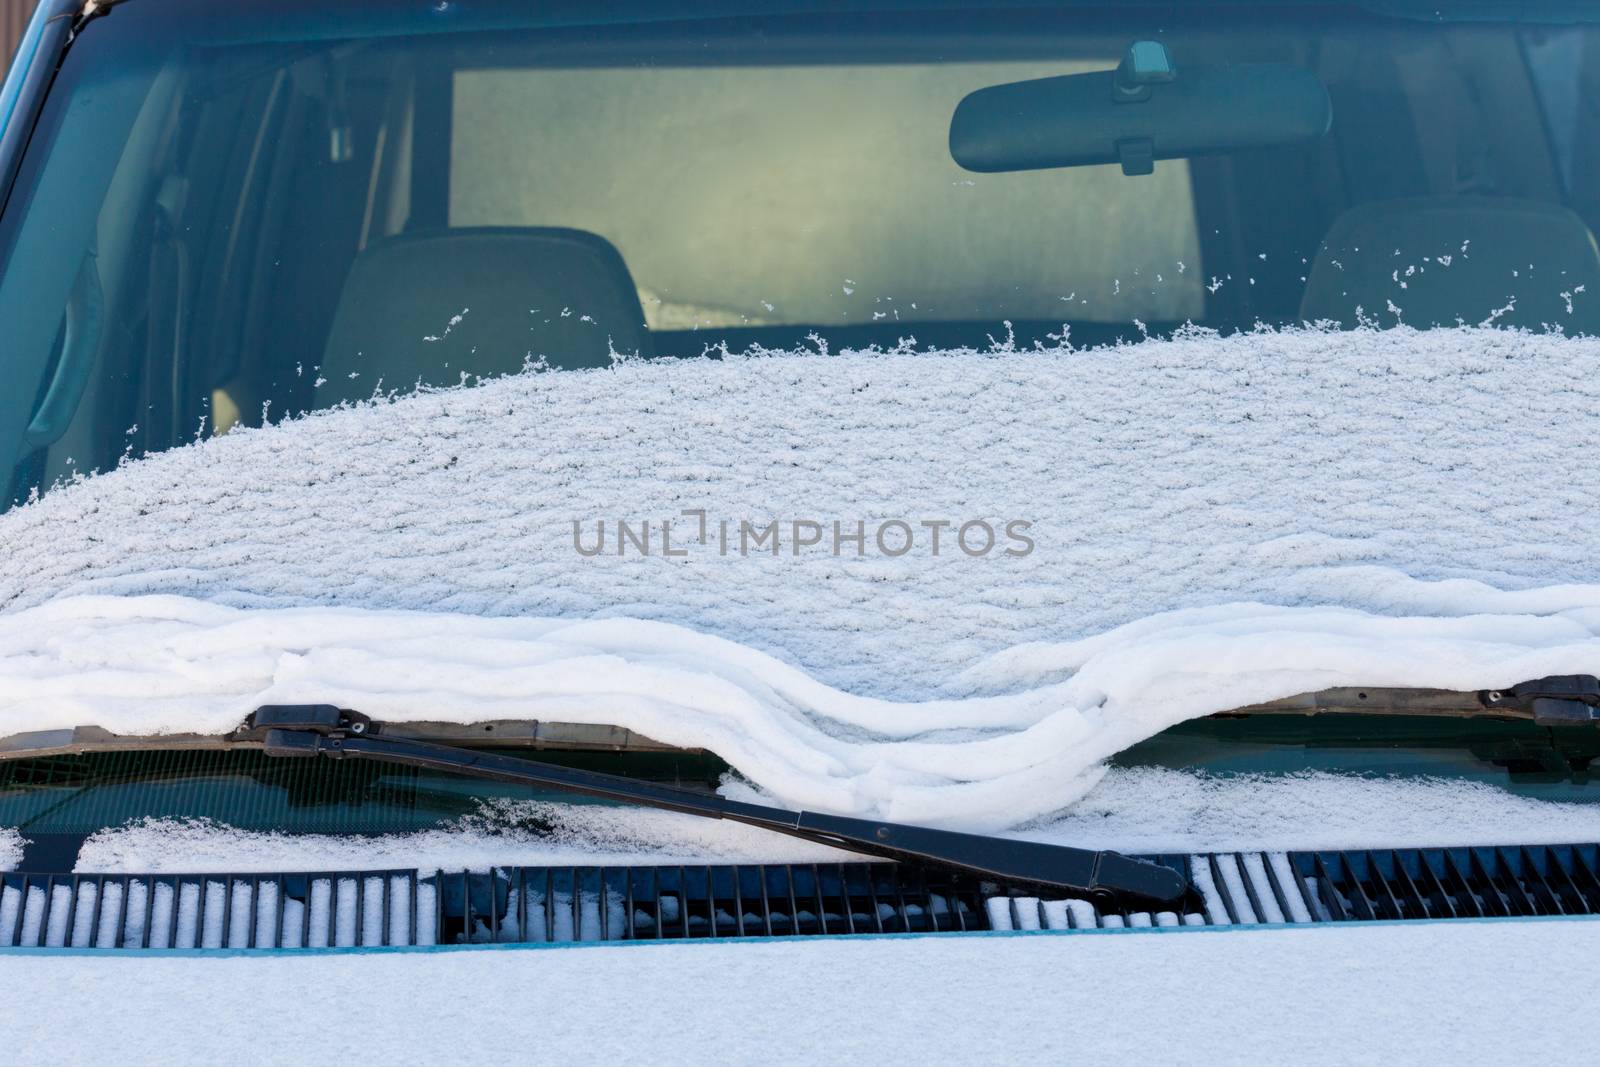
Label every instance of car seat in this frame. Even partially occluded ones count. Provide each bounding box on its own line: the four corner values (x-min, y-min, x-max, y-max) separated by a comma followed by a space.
1299, 196, 1600, 334
317, 226, 651, 406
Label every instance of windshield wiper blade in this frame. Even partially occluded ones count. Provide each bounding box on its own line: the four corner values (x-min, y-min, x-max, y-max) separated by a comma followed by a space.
250, 704, 1188, 908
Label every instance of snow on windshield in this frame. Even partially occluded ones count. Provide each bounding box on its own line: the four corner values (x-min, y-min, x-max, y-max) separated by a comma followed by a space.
2, 325, 1599, 830
68, 769, 1600, 875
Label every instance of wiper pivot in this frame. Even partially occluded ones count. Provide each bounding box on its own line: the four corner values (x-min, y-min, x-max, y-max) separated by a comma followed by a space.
1482, 676, 1600, 726
252, 705, 1188, 908
251, 703, 354, 733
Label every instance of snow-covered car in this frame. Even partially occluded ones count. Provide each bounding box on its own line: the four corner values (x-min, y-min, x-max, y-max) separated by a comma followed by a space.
4, 0, 1600, 1061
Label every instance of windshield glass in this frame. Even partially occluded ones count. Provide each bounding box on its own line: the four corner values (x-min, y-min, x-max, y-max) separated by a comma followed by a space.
2, 1, 1599, 503
9, 2, 1600, 859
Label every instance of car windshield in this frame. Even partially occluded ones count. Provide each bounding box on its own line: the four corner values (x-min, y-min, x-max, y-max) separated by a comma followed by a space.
9, 0, 1600, 856
2, 0, 1599, 504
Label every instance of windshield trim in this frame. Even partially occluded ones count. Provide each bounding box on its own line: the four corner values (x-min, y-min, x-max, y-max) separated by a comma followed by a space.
0, 685, 1574, 764
68, 0, 1600, 52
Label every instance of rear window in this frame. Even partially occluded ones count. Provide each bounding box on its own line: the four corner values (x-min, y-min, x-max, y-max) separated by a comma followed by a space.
451, 62, 1204, 328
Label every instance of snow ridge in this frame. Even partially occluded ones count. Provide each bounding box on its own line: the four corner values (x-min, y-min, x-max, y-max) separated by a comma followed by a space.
2, 591, 1598, 830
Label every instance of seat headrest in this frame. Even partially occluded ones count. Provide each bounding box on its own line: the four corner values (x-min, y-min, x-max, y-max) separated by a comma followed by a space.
318, 227, 651, 405
1300, 196, 1600, 334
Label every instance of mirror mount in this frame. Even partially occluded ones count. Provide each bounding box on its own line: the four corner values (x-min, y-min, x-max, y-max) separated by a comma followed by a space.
1115, 137, 1155, 177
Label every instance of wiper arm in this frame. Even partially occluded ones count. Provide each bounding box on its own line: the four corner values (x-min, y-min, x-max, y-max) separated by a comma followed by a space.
250, 704, 1189, 908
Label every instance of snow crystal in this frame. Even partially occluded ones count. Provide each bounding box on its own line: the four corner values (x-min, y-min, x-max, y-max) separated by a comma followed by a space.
2, 326, 1600, 829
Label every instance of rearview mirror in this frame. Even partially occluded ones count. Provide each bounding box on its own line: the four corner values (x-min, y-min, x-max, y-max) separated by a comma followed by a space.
950, 41, 1332, 177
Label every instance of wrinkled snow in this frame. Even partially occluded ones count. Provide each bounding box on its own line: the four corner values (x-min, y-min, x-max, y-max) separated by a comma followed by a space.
3, 326, 1600, 830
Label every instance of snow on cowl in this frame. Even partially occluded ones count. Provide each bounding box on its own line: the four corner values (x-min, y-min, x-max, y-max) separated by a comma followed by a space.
2, 325, 1600, 832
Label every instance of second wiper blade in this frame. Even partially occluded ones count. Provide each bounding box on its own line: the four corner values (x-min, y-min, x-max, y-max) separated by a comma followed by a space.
251, 704, 1188, 908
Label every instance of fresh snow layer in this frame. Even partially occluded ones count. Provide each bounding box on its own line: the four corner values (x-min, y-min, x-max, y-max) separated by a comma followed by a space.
70, 770, 1600, 874
72, 803, 858, 874
3, 326, 1600, 829
1026, 768, 1600, 853
3, 919, 1595, 1064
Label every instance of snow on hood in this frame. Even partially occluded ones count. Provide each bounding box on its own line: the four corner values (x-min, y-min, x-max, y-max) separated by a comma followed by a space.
2, 325, 1600, 830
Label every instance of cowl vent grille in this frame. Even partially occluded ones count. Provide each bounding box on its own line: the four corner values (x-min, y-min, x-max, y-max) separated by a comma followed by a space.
4, 843, 1598, 950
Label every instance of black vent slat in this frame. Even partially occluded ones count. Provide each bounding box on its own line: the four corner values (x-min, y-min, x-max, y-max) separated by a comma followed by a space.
407, 870, 419, 946
1516, 847, 1564, 916
1259, 854, 1296, 923
644, 867, 659, 939
704, 870, 723, 940
218, 876, 233, 949
730, 865, 748, 937
1523, 844, 1561, 915
545, 867, 557, 943
834, 865, 853, 936
1422, 851, 1462, 917
755, 865, 774, 936
781, 864, 801, 936
890, 872, 913, 933
1286, 855, 1325, 922
1364, 852, 1404, 920
1311, 853, 1349, 921
113, 873, 131, 948
1502, 847, 1552, 916
621, 866, 636, 941
1233, 854, 1268, 924
244, 876, 257, 949
1442, 850, 1486, 917
88, 875, 106, 948
1484, 848, 1526, 915
1346, 854, 1379, 921
1475, 848, 1518, 916
1204, 854, 1240, 924
376, 872, 388, 947
569, 867, 582, 944
946, 880, 965, 931
1465, 849, 1514, 917
1384, 851, 1430, 920
1542, 847, 1588, 913
814, 864, 833, 935
36, 874, 55, 948
861, 865, 884, 934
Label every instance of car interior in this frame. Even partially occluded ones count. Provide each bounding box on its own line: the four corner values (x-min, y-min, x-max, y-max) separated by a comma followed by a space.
5, 9, 1600, 505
